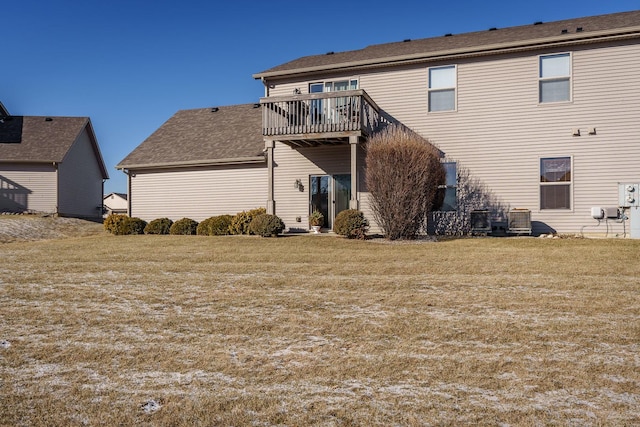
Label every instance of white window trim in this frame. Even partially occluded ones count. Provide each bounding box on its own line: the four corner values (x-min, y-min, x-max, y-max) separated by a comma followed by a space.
309, 78, 359, 93
428, 65, 457, 113
539, 155, 574, 212
538, 52, 573, 104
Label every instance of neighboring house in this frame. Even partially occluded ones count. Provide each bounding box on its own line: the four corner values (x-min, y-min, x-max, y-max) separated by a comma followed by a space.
120, 10, 640, 235
0, 107, 109, 219
116, 104, 266, 222
103, 192, 128, 217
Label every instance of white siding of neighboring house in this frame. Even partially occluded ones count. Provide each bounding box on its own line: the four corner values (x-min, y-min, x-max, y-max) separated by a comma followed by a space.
103, 193, 128, 215
57, 127, 105, 219
0, 163, 57, 213
266, 40, 640, 235
129, 163, 267, 222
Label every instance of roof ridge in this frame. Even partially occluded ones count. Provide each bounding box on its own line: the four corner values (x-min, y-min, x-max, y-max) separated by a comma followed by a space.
254, 9, 640, 79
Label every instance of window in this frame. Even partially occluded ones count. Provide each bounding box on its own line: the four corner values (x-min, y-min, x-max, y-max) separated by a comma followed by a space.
540, 157, 571, 209
428, 66, 456, 112
309, 79, 358, 93
539, 53, 571, 103
309, 79, 358, 124
438, 162, 457, 211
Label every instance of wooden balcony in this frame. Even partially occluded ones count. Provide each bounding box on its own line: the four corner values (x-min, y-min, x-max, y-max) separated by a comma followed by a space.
260, 89, 388, 146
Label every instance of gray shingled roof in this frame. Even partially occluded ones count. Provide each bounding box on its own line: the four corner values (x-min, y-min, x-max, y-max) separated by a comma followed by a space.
117, 104, 265, 169
0, 115, 108, 178
254, 10, 640, 78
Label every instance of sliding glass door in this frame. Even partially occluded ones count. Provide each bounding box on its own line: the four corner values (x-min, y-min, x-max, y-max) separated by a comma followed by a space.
310, 174, 351, 229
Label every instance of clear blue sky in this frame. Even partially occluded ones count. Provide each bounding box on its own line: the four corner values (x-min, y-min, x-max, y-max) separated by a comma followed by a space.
2, 0, 637, 194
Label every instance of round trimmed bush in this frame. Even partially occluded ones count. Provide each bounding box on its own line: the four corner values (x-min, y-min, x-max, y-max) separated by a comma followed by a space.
169, 218, 198, 235
248, 214, 285, 237
333, 209, 369, 239
196, 217, 215, 236
145, 218, 173, 235
209, 214, 233, 235
104, 214, 146, 235
104, 213, 128, 234
230, 208, 266, 235
123, 217, 147, 235
196, 215, 233, 236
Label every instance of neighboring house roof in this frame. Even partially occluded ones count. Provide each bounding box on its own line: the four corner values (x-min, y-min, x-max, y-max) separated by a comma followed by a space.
117, 103, 265, 170
254, 10, 640, 79
104, 192, 128, 201
0, 115, 109, 178
0, 102, 9, 117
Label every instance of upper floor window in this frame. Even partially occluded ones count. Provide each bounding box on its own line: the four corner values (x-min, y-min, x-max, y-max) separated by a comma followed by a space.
428, 66, 456, 112
309, 79, 358, 93
540, 157, 572, 209
539, 53, 571, 103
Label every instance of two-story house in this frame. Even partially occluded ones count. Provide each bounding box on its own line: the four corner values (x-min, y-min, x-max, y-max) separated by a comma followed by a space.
120, 10, 640, 236
251, 10, 640, 236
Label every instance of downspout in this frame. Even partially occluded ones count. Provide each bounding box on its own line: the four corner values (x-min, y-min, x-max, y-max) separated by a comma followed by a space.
101, 179, 106, 219
261, 77, 269, 97
125, 169, 132, 216
53, 161, 59, 216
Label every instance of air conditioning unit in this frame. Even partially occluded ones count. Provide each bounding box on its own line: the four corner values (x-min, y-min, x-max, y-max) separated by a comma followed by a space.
470, 210, 491, 233
508, 209, 532, 235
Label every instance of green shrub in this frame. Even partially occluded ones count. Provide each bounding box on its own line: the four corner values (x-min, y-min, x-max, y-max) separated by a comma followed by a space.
210, 214, 233, 235
196, 217, 215, 236
248, 214, 285, 237
230, 208, 266, 235
169, 218, 198, 235
123, 217, 147, 235
104, 213, 128, 234
196, 215, 234, 236
145, 218, 173, 235
104, 214, 147, 235
333, 209, 369, 239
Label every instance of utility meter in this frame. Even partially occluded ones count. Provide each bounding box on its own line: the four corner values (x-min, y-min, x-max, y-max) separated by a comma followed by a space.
620, 183, 640, 207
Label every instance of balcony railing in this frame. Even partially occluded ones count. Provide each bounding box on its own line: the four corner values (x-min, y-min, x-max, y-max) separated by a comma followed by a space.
260, 89, 388, 140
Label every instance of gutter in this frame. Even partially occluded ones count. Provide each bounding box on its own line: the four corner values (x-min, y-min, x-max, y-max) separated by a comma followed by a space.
253, 26, 640, 80
115, 156, 266, 171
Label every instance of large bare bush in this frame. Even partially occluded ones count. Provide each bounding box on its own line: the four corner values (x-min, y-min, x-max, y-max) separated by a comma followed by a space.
365, 125, 445, 239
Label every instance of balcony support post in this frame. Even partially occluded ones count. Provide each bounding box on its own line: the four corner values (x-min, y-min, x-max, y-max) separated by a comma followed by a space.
349, 136, 359, 210
265, 139, 275, 214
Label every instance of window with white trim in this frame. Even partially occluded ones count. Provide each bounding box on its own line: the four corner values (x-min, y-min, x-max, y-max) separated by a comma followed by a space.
540, 157, 571, 209
428, 66, 456, 112
539, 53, 571, 103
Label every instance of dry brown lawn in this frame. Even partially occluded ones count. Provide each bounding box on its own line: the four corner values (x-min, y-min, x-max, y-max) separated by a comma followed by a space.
1, 229, 639, 426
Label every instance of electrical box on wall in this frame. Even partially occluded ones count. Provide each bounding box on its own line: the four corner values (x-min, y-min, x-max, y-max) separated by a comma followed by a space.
619, 183, 639, 208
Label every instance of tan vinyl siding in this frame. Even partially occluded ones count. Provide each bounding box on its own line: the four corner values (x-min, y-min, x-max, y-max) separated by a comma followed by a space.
57, 128, 104, 218
0, 163, 57, 213
129, 164, 266, 222
271, 143, 382, 233
267, 40, 640, 235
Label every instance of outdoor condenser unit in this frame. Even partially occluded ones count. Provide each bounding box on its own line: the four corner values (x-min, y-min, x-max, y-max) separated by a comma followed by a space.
507, 209, 532, 235
470, 210, 491, 233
